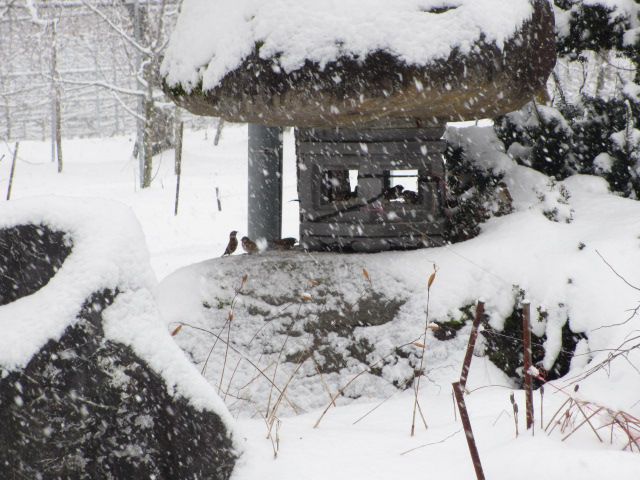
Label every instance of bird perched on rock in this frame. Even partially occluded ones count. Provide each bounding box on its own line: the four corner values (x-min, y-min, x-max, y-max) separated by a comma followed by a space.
241, 236, 259, 254
269, 237, 297, 250
221, 231, 238, 257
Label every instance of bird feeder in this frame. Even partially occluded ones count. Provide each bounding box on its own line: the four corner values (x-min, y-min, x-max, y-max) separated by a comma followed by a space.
295, 124, 447, 251
162, 0, 556, 252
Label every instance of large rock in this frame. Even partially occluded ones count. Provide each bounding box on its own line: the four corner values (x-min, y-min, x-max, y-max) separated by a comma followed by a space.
0, 199, 237, 479
158, 246, 588, 416
157, 251, 423, 415
163, 0, 556, 127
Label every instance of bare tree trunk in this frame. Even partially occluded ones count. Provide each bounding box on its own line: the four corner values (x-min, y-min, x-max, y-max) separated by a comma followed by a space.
50, 22, 57, 164
142, 77, 153, 188
55, 93, 63, 173
133, 0, 146, 188
552, 69, 567, 111
51, 21, 63, 173
595, 51, 608, 99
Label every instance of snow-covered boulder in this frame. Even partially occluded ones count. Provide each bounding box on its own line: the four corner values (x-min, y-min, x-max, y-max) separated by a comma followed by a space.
0, 198, 237, 479
162, 0, 556, 126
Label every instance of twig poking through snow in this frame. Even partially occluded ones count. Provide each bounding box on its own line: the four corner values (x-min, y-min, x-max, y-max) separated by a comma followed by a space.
399, 429, 462, 456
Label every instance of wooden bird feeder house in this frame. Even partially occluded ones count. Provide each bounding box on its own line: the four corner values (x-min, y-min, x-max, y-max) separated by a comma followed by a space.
163, 0, 556, 252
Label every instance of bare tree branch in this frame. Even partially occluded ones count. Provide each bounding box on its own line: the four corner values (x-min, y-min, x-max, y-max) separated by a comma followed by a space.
80, 0, 150, 55
53, 75, 144, 97
596, 250, 640, 292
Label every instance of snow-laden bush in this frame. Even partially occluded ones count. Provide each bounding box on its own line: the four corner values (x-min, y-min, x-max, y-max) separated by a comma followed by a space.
495, 0, 640, 197
444, 144, 513, 242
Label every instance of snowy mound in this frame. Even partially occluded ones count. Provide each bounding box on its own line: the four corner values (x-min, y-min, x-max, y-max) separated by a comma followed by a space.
0, 197, 237, 478
0, 196, 234, 414
162, 0, 555, 126
158, 126, 640, 423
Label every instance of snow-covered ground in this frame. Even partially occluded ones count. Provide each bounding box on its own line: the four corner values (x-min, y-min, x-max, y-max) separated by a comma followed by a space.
2, 124, 640, 479
0, 125, 299, 280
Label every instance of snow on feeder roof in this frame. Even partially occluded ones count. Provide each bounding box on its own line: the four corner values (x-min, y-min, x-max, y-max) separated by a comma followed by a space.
162, 0, 556, 127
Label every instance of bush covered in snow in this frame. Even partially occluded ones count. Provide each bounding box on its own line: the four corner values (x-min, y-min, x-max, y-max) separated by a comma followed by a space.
494, 0, 640, 197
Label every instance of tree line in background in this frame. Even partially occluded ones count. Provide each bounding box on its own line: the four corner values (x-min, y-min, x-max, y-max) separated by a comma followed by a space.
4, 1, 639, 195
0, 1, 199, 188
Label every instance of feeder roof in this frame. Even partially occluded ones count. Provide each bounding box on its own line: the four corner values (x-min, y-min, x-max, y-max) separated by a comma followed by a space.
162, 0, 556, 127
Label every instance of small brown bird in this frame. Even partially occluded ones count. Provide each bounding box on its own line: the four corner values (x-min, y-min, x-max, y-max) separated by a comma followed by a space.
221, 231, 238, 257
241, 236, 259, 254
384, 184, 404, 201
269, 237, 297, 250
402, 189, 419, 204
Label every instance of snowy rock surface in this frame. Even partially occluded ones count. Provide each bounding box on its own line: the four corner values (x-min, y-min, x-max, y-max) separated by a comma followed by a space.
162, 0, 556, 126
158, 126, 640, 422
163, 0, 535, 92
0, 197, 236, 478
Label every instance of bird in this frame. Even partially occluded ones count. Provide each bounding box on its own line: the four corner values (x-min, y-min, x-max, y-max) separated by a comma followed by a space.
269, 237, 297, 250
402, 189, 419, 204
241, 236, 259, 254
221, 231, 238, 257
384, 184, 404, 201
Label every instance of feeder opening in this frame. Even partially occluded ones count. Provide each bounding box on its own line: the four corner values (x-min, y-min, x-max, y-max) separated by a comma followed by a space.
320, 169, 359, 204
384, 170, 419, 203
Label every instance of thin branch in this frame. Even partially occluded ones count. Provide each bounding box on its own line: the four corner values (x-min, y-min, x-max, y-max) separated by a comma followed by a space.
596, 250, 640, 292
54, 76, 145, 97
400, 429, 462, 456
80, 0, 151, 55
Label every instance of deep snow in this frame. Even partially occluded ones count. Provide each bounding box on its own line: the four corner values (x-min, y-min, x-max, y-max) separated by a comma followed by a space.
1, 124, 640, 479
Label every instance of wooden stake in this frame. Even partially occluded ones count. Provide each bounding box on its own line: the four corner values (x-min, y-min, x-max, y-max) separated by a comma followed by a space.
216, 186, 222, 212
540, 385, 544, 430
174, 121, 184, 216
6, 142, 19, 200
453, 382, 486, 480
214, 118, 225, 146
522, 301, 534, 430
460, 300, 485, 390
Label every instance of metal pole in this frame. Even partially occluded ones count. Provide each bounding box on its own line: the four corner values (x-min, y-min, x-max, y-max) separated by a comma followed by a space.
248, 124, 283, 242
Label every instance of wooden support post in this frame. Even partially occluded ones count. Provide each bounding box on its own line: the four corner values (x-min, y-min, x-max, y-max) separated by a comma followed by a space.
6, 142, 19, 200
522, 300, 534, 430
453, 381, 486, 480
460, 300, 484, 390
174, 121, 184, 216
248, 124, 283, 242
